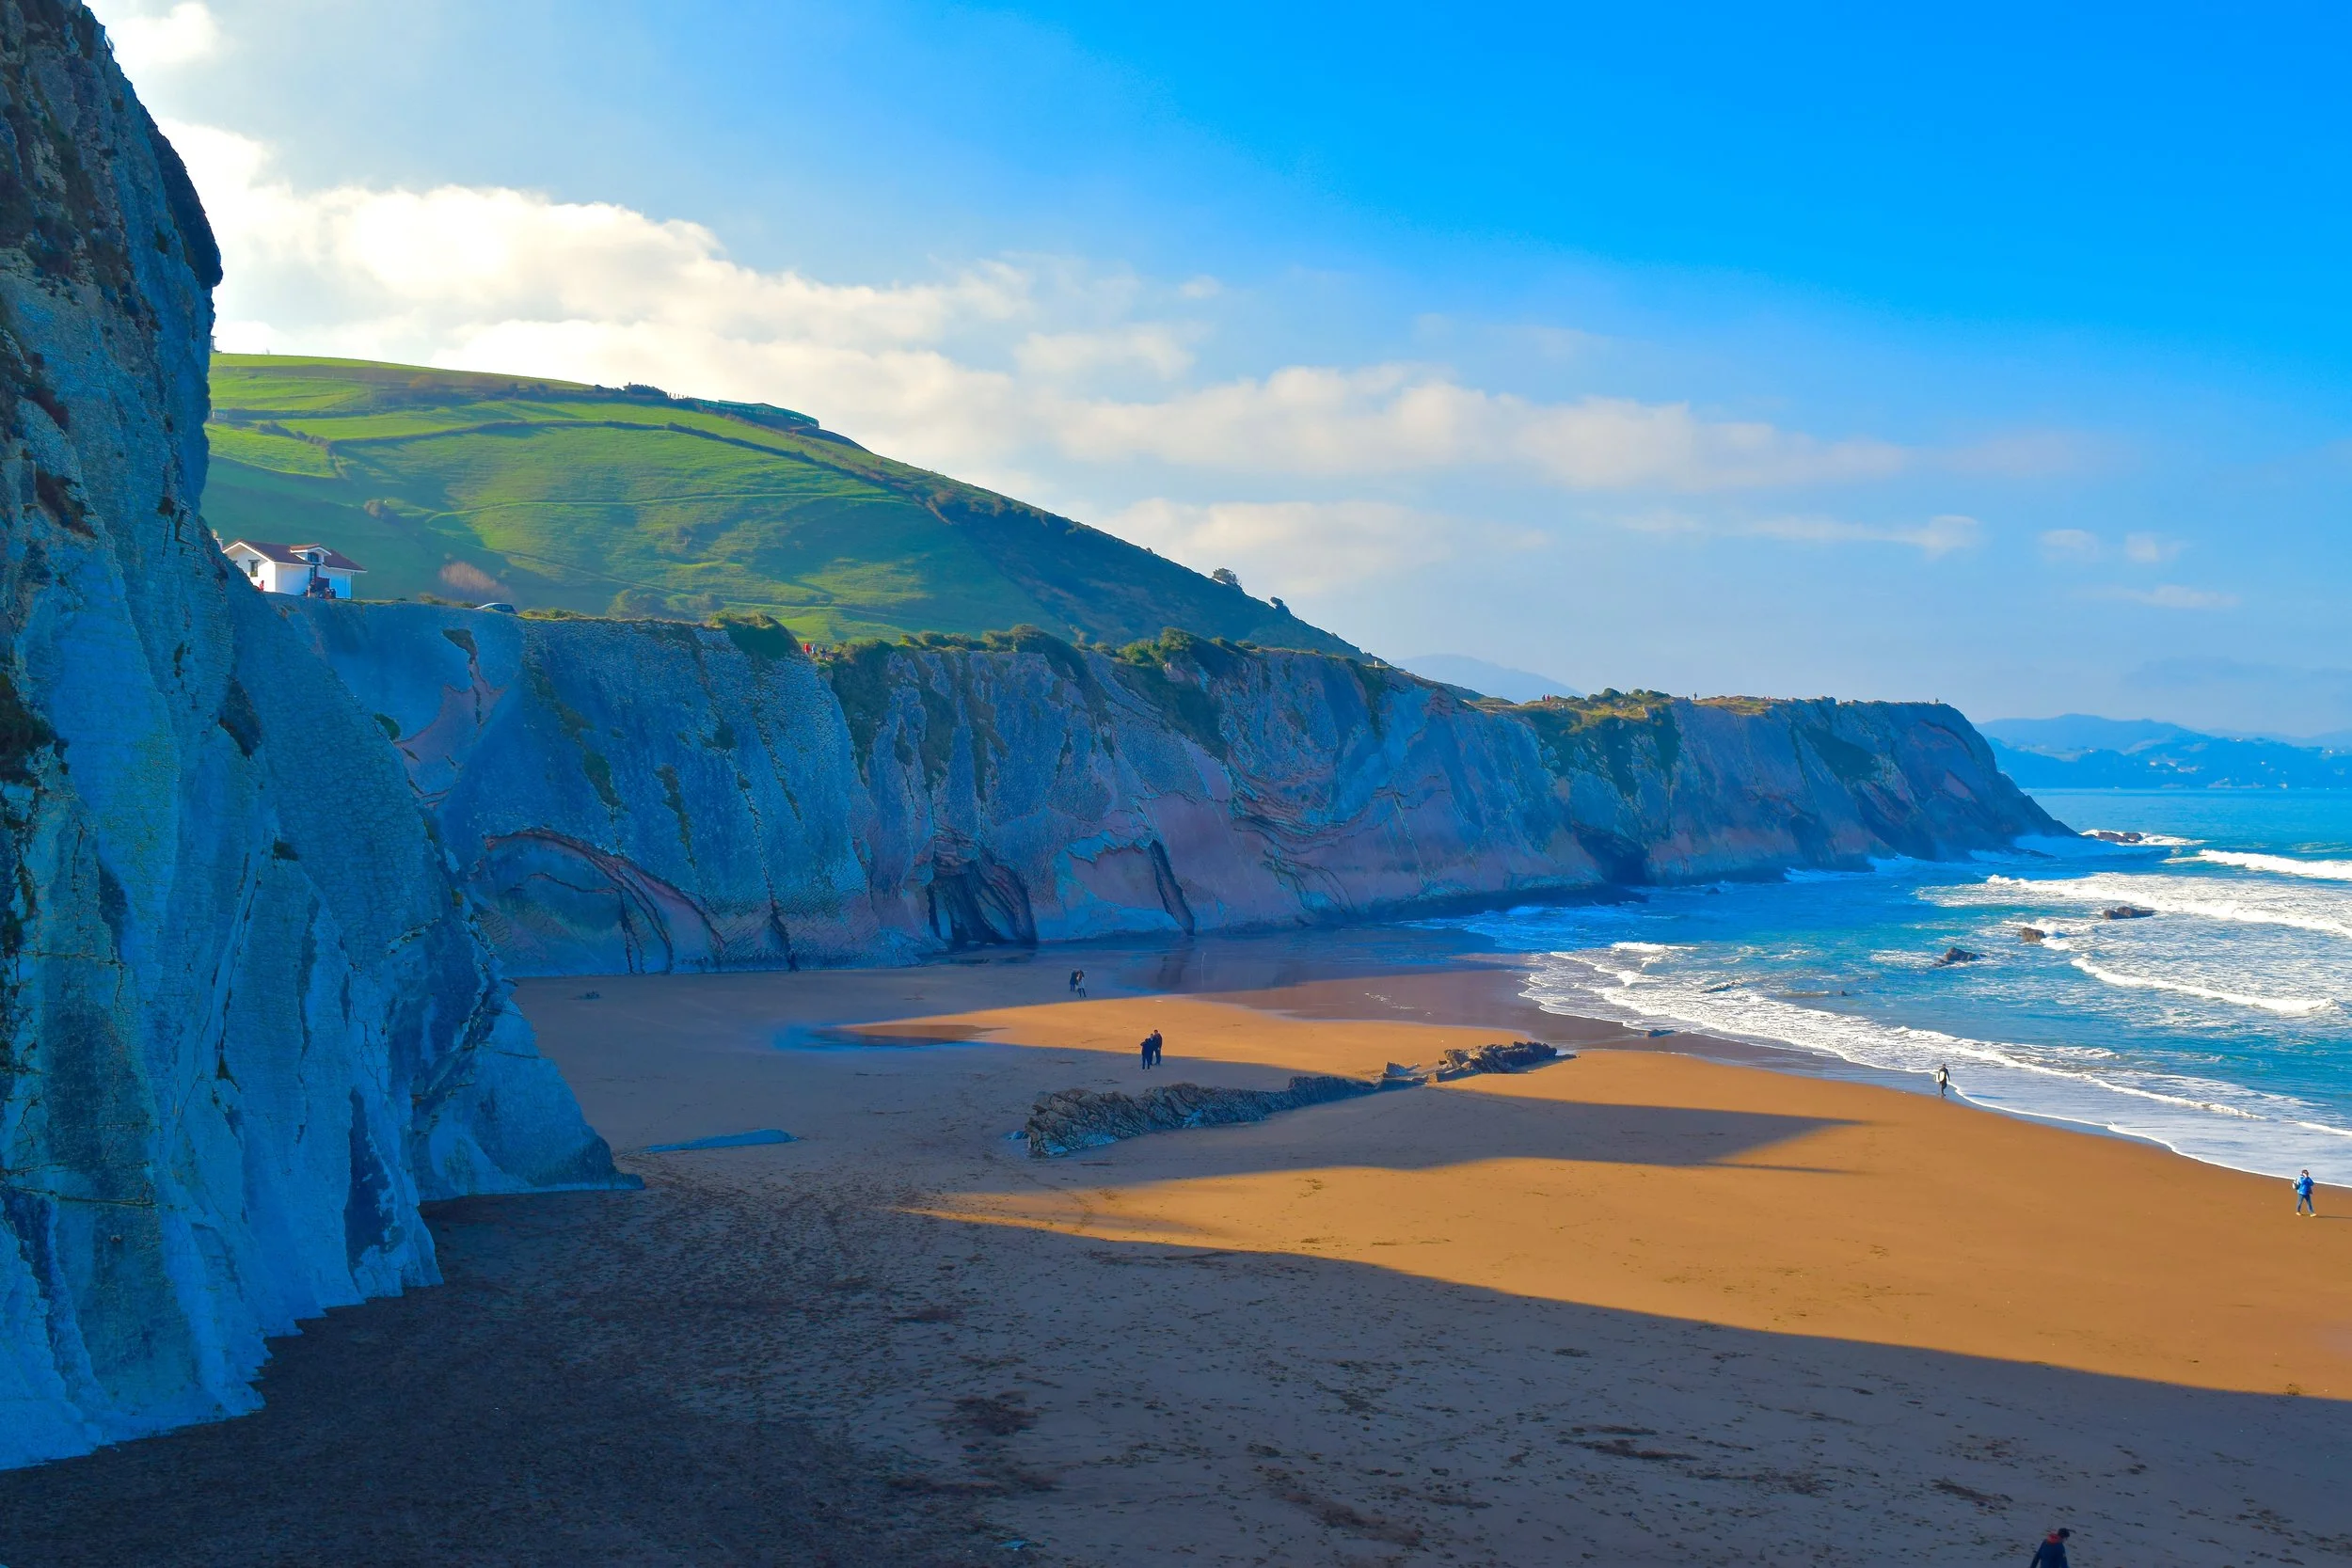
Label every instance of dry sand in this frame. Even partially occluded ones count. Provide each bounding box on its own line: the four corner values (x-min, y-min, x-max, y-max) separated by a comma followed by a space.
5, 932, 2348, 1565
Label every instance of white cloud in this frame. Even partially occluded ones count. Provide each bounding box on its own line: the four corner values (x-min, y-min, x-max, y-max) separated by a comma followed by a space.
2039, 527, 2101, 561
1013, 325, 1196, 379
2090, 583, 2240, 610
172, 120, 1917, 497
1104, 499, 1541, 594
2123, 531, 2186, 563
92, 1, 219, 75
1055, 371, 1906, 490
1625, 508, 1980, 557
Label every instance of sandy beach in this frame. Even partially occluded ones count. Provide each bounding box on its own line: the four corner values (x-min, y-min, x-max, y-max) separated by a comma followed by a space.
5, 930, 2347, 1565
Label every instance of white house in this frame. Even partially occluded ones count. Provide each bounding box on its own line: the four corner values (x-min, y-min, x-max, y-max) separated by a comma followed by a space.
220, 539, 365, 599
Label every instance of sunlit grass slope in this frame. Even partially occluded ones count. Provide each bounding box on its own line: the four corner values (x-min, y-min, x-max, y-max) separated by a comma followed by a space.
202, 355, 1357, 651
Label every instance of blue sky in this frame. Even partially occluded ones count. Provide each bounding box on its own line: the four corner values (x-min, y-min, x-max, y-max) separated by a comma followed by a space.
95, 0, 2352, 734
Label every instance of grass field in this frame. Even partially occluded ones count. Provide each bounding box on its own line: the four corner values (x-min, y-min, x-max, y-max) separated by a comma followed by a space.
201, 355, 1357, 652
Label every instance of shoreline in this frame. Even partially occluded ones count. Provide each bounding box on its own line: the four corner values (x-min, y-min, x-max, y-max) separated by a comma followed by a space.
9, 919, 2348, 1564
964, 922, 2296, 1180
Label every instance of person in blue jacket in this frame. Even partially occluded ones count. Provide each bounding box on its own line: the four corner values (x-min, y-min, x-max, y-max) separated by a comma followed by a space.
2029, 1528, 2071, 1566
2295, 1169, 2317, 1216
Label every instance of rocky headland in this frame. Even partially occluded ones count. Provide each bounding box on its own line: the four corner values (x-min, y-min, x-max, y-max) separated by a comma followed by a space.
286, 609, 2063, 976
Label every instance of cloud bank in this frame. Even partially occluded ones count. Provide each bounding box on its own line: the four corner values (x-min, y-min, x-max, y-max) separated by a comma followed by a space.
171, 121, 1914, 500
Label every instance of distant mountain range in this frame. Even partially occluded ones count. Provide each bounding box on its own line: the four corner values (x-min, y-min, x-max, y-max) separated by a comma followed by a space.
1982, 713, 2352, 789
1397, 654, 1581, 703
202, 355, 1360, 653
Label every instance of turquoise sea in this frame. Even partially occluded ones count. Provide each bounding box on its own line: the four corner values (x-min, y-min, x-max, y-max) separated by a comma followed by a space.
1441, 789, 2352, 1180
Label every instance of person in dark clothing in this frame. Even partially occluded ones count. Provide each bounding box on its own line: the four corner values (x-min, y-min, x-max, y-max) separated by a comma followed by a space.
1150, 1031, 1163, 1068
1139, 1029, 1163, 1069
2029, 1528, 2071, 1566
1069, 969, 1088, 997
1936, 1063, 1951, 1099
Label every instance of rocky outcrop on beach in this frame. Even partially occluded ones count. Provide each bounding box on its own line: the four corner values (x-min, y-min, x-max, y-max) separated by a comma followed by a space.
285, 615, 2064, 973
0, 6, 623, 1468
1433, 1041, 1571, 1080
1025, 1075, 1392, 1158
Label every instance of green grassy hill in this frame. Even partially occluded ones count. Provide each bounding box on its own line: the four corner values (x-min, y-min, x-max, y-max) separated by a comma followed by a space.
200, 355, 1359, 653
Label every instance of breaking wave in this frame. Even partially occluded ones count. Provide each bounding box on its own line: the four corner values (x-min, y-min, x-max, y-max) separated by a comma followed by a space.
2065, 957, 2335, 1017
2197, 849, 2352, 881
1519, 948, 2352, 1178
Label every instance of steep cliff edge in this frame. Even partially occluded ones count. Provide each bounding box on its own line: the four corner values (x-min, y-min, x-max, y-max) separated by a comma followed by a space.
290, 611, 2061, 973
0, 5, 623, 1467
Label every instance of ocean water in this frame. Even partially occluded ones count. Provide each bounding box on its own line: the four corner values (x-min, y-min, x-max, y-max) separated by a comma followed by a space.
1438, 789, 2352, 1180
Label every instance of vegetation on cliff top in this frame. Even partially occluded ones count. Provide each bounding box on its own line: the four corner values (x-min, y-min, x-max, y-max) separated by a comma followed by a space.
1488, 689, 1686, 792
201, 355, 1359, 654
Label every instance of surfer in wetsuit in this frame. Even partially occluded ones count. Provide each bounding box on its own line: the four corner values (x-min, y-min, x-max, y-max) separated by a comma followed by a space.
1936, 1064, 1951, 1099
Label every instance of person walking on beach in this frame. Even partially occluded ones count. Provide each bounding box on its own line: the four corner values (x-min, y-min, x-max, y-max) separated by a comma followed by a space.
1936, 1063, 1951, 1099
1069, 969, 1087, 998
2028, 1528, 2071, 1567
1139, 1029, 1164, 1070
2296, 1168, 2317, 1216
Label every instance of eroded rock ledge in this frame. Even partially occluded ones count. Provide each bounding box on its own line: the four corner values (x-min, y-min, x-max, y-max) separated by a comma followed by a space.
1026, 1077, 1398, 1158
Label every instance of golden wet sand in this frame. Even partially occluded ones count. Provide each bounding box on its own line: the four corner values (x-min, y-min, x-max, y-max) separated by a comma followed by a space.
474, 946, 2352, 1563
915, 996, 2352, 1398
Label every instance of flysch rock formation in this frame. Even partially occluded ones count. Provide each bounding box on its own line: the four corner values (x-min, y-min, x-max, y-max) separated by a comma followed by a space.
1026, 1076, 1395, 1159
283, 614, 2065, 974
0, 4, 625, 1468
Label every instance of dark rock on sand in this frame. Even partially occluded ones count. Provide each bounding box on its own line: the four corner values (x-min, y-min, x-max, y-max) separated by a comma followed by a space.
1025, 1076, 1401, 1158
1434, 1041, 1572, 1081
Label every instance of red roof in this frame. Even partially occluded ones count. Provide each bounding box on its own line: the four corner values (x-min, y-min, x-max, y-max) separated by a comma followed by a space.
224, 540, 366, 572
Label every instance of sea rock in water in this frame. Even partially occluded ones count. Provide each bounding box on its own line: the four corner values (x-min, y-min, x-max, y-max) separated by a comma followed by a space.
2019, 927, 2048, 943
1433, 1041, 1570, 1081
1933, 946, 1984, 966
2085, 829, 2147, 844
0, 7, 624, 1468
1025, 1076, 1397, 1158
2102, 905, 2158, 920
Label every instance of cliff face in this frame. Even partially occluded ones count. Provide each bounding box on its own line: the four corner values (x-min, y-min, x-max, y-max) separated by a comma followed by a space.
290, 614, 2062, 973
0, 4, 622, 1467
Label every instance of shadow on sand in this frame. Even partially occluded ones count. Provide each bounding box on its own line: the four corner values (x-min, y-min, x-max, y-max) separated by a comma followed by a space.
1, 1163, 2342, 1568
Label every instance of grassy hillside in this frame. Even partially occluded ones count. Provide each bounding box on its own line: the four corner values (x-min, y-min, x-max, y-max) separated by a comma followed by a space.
200, 355, 1358, 653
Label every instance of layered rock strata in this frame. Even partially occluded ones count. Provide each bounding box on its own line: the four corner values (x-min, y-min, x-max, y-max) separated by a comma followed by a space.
287, 613, 2064, 974
1434, 1041, 1570, 1081
1025, 1076, 1392, 1158
0, 4, 622, 1467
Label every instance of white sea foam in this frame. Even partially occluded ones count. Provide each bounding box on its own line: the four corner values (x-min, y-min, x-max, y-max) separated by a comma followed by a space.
2010, 832, 2185, 859
1518, 946, 2352, 1179
2066, 957, 2335, 1017
1929, 871, 2352, 942
2197, 849, 2352, 881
